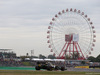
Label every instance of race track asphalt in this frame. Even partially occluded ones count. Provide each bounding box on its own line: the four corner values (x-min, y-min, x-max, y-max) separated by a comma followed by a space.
67, 67, 100, 72
0, 66, 100, 73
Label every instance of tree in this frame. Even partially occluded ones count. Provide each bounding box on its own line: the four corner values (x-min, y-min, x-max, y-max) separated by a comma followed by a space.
48, 55, 56, 59
81, 61, 85, 65
39, 54, 46, 59
65, 54, 71, 59
71, 52, 80, 59
96, 54, 100, 62
20, 56, 30, 61
87, 56, 96, 62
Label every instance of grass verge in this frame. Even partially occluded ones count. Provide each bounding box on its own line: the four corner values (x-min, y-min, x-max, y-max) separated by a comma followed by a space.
0, 70, 99, 75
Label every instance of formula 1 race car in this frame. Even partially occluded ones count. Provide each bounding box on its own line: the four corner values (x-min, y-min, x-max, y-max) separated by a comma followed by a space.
35, 62, 66, 71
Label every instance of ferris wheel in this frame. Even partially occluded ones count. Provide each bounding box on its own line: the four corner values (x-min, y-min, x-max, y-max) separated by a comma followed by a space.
47, 8, 96, 59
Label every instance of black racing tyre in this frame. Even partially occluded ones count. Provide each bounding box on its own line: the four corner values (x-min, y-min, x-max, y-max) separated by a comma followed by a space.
61, 67, 65, 71
35, 66, 40, 70
55, 66, 59, 70
47, 67, 52, 71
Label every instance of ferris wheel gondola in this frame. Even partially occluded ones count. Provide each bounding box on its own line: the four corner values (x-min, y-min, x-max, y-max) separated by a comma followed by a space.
47, 8, 96, 59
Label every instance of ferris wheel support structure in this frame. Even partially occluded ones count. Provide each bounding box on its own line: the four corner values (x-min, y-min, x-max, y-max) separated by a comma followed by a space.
58, 34, 85, 60
47, 8, 96, 60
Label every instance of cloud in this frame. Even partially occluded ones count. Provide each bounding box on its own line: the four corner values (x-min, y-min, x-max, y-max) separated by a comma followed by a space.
0, 0, 99, 57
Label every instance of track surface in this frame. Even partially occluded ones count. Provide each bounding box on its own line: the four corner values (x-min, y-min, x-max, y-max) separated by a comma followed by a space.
0, 67, 100, 73
67, 67, 100, 72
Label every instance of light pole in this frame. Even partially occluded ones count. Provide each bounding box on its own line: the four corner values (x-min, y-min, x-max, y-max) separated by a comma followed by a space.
31, 50, 34, 60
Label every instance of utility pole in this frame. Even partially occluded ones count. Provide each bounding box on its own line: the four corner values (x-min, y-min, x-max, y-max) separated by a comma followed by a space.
31, 50, 34, 57
31, 50, 34, 60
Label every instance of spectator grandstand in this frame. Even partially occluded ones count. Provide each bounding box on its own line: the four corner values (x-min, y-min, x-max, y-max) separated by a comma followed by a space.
0, 49, 22, 66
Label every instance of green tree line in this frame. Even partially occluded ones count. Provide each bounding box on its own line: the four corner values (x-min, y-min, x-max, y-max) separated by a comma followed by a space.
87, 54, 100, 62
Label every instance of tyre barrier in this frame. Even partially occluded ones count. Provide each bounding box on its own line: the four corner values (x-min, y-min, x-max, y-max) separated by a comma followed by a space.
75, 66, 100, 69
89, 66, 100, 69
75, 66, 89, 68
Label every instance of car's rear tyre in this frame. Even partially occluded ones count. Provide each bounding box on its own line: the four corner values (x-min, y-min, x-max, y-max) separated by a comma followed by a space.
47, 67, 52, 71
35, 66, 40, 70
61, 67, 65, 71
55, 66, 59, 70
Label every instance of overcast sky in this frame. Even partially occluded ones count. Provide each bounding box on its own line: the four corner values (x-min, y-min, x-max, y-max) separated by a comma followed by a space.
0, 0, 100, 57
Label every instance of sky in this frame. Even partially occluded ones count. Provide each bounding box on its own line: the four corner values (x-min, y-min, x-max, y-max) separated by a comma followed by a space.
0, 0, 100, 57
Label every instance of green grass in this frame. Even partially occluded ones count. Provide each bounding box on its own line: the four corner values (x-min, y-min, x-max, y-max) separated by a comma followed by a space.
22, 62, 32, 66
0, 70, 99, 75
0, 66, 35, 70
0, 70, 84, 74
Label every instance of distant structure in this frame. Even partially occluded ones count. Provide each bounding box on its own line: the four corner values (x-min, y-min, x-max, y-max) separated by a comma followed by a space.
0, 49, 22, 66
31, 50, 34, 57
0, 49, 16, 59
47, 8, 96, 60
0, 49, 12, 52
